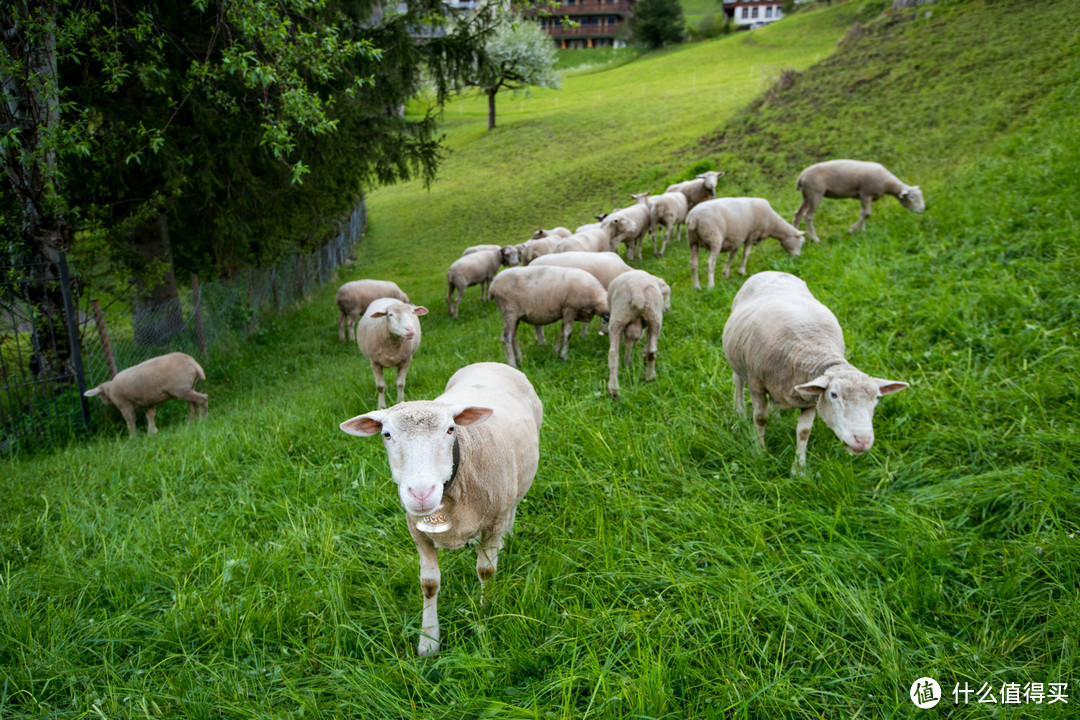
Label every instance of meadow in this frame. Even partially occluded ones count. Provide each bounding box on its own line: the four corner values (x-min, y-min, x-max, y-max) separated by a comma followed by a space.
2, 0, 1078, 717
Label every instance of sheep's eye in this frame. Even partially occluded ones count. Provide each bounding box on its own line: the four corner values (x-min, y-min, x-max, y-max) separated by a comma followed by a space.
829, 391, 839, 400
382, 432, 391, 439
446, 426, 455, 435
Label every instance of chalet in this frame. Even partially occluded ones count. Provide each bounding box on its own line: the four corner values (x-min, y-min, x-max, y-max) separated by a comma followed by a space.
526, 0, 637, 49
722, 0, 785, 29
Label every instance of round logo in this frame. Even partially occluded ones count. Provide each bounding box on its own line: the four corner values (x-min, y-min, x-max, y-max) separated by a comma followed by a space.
910, 677, 942, 709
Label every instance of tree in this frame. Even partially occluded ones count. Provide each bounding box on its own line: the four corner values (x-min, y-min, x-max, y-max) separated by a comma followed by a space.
630, 0, 686, 50
474, 18, 561, 131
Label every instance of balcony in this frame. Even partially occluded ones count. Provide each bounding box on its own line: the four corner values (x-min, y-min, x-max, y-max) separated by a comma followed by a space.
546, 23, 625, 37
528, 1, 634, 16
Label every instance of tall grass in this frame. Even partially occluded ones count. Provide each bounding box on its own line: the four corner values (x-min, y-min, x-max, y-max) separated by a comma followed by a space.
2, 0, 1077, 717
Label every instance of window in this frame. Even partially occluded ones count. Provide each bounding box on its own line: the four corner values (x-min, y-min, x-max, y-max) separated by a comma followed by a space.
765, 6, 772, 17
776, 8, 782, 16
741, 7, 748, 18
751, 6, 758, 18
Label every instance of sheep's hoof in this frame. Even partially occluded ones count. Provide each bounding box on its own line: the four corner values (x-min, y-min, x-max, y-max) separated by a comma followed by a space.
417, 638, 440, 657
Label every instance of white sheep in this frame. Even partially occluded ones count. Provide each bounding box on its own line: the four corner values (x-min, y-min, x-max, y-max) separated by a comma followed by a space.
489, 266, 610, 367
339, 361, 543, 656
84, 352, 208, 437
520, 235, 562, 265
531, 227, 572, 240
603, 270, 671, 400
722, 271, 909, 473
335, 279, 410, 342
553, 225, 616, 254
356, 298, 428, 409
446, 247, 518, 318
646, 192, 689, 256
601, 194, 652, 260
530, 250, 634, 341
793, 159, 925, 241
685, 197, 805, 289
665, 170, 725, 209
463, 244, 520, 266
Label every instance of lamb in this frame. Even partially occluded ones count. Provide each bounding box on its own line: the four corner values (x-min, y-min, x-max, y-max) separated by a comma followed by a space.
646, 192, 689, 256
356, 297, 429, 409
685, 197, 805, 290
665, 170, 725, 209
601, 193, 652, 260
722, 271, 909, 473
793, 159, 925, 241
531, 227, 572, 240
84, 352, 208, 437
489, 266, 610, 368
339, 361, 543, 656
603, 270, 671, 400
335, 279, 410, 342
446, 247, 518, 318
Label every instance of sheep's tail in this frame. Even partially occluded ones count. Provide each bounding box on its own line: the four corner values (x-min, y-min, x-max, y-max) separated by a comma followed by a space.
795, 168, 807, 191
194, 362, 206, 381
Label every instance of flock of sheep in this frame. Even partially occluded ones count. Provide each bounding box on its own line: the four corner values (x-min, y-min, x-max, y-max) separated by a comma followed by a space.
79, 158, 923, 657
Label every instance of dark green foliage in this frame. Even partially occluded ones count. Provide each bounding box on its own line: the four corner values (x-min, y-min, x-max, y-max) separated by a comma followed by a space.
631, 0, 686, 49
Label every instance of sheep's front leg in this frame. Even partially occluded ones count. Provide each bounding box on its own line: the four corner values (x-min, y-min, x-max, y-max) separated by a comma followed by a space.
534, 324, 546, 346
714, 245, 730, 283
118, 404, 138, 437
689, 244, 702, 290
395, 356, 412, 406
850, 194, 873, 233
338, 311, 347, 342
369, 361, 388, 409
736, 242, 753, 275
145, 405, 158, 435
414, 533, 441, 656
749, 383, 769, 447
557, 310, 576, 360
607, 322, 625, 399
793, 407, 817, 476
501, 316, 520, 368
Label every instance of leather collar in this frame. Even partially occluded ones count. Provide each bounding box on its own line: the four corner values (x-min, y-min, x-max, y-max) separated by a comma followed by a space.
445, 435, 461, 491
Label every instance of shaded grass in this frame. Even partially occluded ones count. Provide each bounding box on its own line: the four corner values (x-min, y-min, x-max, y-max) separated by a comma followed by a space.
2, 0, 1079, 718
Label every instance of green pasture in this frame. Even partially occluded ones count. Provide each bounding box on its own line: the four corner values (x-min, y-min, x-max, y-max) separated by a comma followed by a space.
3, 0, 1078, 717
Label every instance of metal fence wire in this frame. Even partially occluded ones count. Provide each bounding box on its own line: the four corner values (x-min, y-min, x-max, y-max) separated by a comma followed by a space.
1, 200, 365, 454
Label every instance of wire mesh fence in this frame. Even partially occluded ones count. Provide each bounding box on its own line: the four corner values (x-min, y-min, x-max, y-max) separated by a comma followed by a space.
1, 200, 365, 454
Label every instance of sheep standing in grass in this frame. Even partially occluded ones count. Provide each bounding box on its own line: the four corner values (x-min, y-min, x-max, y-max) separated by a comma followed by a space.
603, 270, 670, 400
356, 298, 428, 409
340, 362, 543, 656
335, 279, 410, 342
446, 247, 518, 318
463, 245, 520, 266
531, 227, 572, 240
489, 266, 609, 367
647, 192, 690, 256
530, 251, 634, 340
722, 271, 909, 474
553, 225, 616, 254
520, 235, 562, 265
686, 197, 805, 289
793, 159, 925, 241
84, 352, 208, 437
665, 170, 724, 209
602, 194, 652, 260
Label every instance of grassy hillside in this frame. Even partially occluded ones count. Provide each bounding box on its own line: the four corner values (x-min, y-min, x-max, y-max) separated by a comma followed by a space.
3, 1, 1078, 718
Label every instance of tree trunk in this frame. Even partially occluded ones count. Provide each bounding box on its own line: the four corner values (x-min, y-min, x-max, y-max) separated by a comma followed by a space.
130, 212, 185, 346
487, 89, 497, 130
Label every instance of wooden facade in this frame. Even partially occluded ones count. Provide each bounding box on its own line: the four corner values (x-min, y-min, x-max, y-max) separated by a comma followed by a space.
526, 0, 636, 49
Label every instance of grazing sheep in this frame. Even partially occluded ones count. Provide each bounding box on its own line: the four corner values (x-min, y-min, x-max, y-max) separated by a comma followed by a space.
531, 227, 572, 240
335, 279, 410, 342
84, 352, 208, 437
793, 159, 925, 241
685, 197, 805, 289
603, 270, 671, 400
665, 170, 725, 209
553, 225, 616, 254
530, 251, 635, 341
447, 247, 517, 318
356, 298, 428, 409
574, 213, 610, 234
339, 361, 543, 656
520, 235, 562, 265
602, 194, 653, 260
463, 244, 520, 266
722, 271, 909, 473
489, 266, 610, 367
462, 244, 501, 255
647, 192, 690, 256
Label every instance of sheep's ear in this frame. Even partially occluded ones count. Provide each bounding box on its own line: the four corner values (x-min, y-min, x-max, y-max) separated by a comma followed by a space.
874, 379, 909, 396
898, 189, 909, 200
794, 376, 831, 396
717, 171, 726, 177
796, 230, 806, 237
340, 412, 385, 437
369, 311, 387, 319
452, 406, 493, 427
84, 386, 102, 397
412, 306, 429, 316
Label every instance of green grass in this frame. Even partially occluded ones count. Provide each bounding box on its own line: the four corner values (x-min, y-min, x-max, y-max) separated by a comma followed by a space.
3, 0, 1079, 717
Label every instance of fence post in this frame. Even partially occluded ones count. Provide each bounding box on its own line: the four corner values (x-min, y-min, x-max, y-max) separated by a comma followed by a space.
191, 273, 207, 356
58, 252, 91, 427
90, 299, 118, 379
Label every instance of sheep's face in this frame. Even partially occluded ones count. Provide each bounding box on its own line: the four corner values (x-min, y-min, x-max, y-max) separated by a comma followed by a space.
795, 371, 908, 455
899, 186, 925, 213
779, 230, 805, 257
501, 245, 520, 267
696, 171, 725, 195
340, 403, 493, 518
373, 303, 427, 339
84, 383, 113, 406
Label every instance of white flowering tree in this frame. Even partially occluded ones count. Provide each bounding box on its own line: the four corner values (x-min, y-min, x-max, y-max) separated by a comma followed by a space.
476, 18, 561, 130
